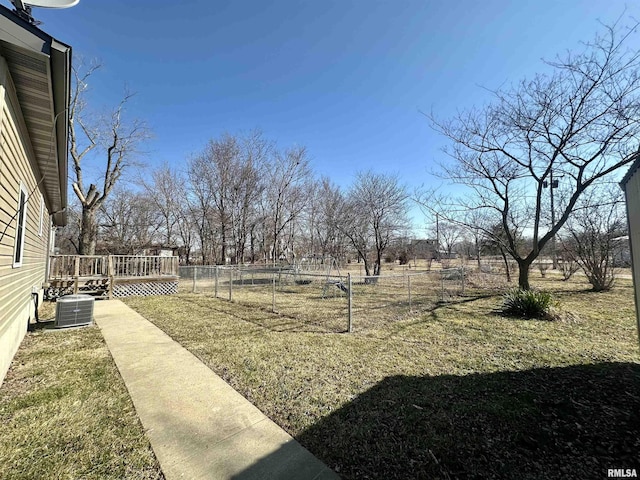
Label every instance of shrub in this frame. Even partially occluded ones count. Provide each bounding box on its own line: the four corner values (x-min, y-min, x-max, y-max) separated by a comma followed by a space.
560, 258, 580, 281
537, 261, 550, 277
501, 288, 554, 319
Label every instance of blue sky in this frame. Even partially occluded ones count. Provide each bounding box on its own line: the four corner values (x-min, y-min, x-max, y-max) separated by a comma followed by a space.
13, 0, 640, 230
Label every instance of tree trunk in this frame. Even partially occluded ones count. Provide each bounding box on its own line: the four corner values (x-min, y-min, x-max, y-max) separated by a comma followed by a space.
517, 258, 532, 290
79, 206, 97, 255
362, 257, 371, 276
374, 250, 383, 276
221, 223, 227, 265
499, 248, 511, 283
249, 225, 256, 263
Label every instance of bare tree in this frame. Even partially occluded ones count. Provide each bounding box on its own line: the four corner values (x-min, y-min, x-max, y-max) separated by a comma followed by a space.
229, 132, 268, 264
562, 184, 626, 291
140, 163, 180, 245
202, 134, 238, 264
312, 177, 348, 260
340, 172, 409, 278
69, 62, 151, 254
186, 131, 268, 265
425, 20, 640, 289
462, 210, 492, 270
98, 188, 158, 254
186, 154, 218, 265
262, 145, 312, 263
436, 221, 462, 257
174, 201, 196, 265
54, 198, 81, 254
141, 163, 195, 263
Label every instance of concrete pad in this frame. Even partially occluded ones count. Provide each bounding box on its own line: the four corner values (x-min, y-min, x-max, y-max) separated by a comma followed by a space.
94, 299, 339, 480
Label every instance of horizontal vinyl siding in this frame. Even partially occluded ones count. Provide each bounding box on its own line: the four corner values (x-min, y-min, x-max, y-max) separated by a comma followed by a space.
0, 58, 50, 383
624, 171, 640, 344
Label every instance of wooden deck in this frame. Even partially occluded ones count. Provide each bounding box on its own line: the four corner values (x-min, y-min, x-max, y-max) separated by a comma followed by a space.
46, 255, 179, 299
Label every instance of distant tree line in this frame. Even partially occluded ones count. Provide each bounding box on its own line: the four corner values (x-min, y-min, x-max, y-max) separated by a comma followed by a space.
59, 129, 412, 276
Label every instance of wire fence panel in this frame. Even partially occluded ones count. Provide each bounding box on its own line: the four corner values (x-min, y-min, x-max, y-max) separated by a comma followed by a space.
347, 272, 438, 332
178, 264, 511, 334
179, 266, 349, 332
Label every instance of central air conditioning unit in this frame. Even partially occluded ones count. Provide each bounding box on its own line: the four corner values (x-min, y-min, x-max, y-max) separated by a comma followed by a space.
55, 294, 94, 328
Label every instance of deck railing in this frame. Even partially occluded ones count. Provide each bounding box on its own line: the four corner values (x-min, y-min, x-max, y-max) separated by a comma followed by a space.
49, 255, 179, 279
110, 255, 178, 277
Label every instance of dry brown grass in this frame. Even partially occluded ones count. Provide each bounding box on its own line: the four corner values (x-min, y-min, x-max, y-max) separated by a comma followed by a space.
0, 309, 163, 480
178, 266, 507, 333
126, 274, 640, 479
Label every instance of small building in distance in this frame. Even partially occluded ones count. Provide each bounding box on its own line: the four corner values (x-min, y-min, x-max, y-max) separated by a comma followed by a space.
408, 239, 438, 260
138, 244, 180, 258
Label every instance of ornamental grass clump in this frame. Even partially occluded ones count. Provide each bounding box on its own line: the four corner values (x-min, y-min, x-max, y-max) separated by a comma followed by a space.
501, 288, 554, 319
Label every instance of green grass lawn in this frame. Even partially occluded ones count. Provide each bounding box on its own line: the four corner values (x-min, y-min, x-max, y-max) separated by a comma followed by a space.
125, 275, 640, 479
0, 308, 164, 480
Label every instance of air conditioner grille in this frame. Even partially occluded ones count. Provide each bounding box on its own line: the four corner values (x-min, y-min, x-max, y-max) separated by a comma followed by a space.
55, 294, 94, 328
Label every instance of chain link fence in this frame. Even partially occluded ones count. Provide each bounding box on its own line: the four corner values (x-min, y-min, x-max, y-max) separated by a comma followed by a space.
177, 264, 509, 333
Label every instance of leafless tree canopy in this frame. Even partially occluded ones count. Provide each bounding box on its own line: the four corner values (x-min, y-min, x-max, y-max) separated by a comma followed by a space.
185, 131, 316, 265
98, 188, 158, 254
561, 184, 627, 291
339, 172, 409, 277
305, 177, 348, 260
69, 61, 151, 254
71, 133, 414, 269
424, 20, 640, 289
65, 70, 415, 265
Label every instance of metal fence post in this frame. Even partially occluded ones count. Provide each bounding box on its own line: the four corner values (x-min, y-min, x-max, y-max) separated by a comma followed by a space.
192, 266, 197, 293
461, 266, 465, 295
347, 273, 352, 333
408, 274, 412, 312
229, 267, 233, 301
272, 273, 276, 312
214, 266, 219, 298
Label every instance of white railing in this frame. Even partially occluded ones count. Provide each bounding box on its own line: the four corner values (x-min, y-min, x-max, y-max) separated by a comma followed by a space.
110, 255, 178, 277
49, 255, 179, 279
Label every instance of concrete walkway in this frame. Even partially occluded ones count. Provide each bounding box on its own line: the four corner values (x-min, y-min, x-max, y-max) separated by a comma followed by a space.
94, 299, 339, 480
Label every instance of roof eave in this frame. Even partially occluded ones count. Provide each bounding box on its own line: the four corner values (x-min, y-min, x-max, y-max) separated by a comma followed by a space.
621, 153, 640, 189
0, 5, 71, 226
50, 39, 71, 226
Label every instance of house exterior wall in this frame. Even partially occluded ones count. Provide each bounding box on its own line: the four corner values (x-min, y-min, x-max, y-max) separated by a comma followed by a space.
622, 167, 640, 345
0, 56, 51, 383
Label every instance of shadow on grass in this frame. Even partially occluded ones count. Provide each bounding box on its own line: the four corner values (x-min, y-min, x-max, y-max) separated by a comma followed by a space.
229, 278, 274, 286
185, 295, 347, 334
381, 294, 498, 339
291, 362, 640, 480
552, 287, 605, 298
28, 320, 56, 331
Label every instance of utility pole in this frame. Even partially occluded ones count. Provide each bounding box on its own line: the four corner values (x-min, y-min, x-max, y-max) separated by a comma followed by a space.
436, 212, 440, 263
544, 171, 559, 269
